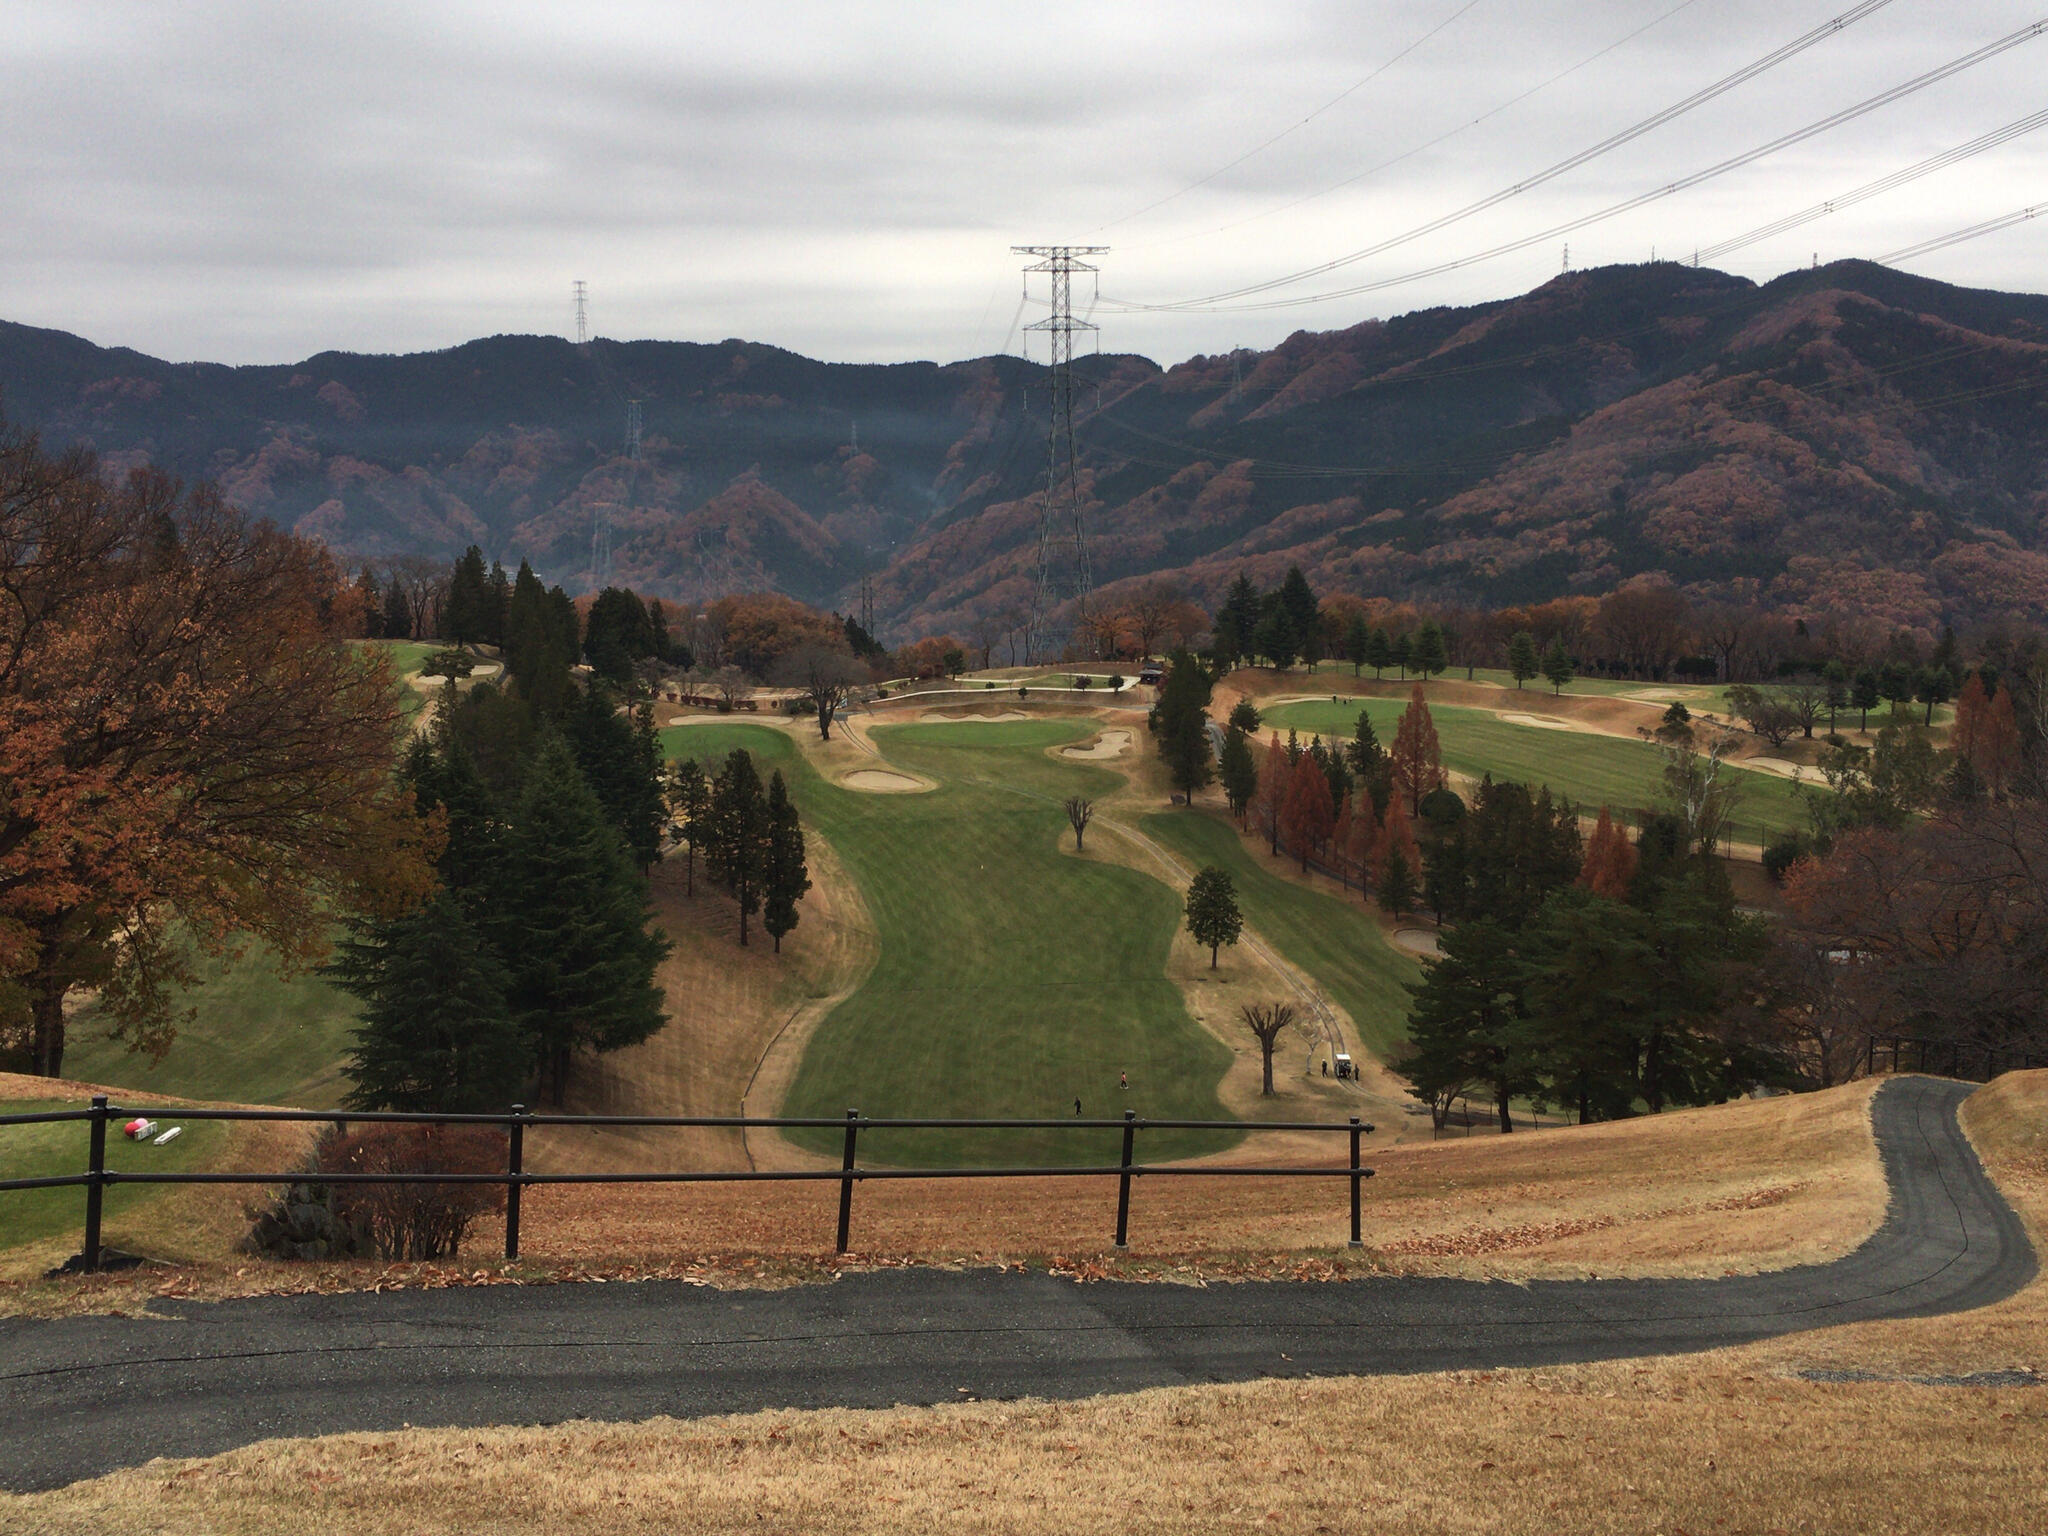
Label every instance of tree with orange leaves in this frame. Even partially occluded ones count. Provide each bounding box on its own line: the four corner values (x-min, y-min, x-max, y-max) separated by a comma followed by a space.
1577, 806, 1638, 899
1280, 752, 1335, 873
1251, 734, 1288, 856
1951, 673, 2020, 797
1389, 684, 1444, 815
1, 424, 434, 1078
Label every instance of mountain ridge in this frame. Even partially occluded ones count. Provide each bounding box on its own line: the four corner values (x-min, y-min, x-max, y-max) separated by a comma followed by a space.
6, 258, 2047, 639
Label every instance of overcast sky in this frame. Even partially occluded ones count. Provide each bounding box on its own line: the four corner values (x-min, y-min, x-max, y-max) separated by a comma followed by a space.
3, 0, 2043, 368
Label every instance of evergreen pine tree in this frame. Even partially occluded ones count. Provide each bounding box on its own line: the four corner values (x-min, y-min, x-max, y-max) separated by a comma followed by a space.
1410, 620, 1448, 679
484, 560, 510, 647
1227, 698, 1262, 734
1252, 602, 1298, 669
1344, 612, 1372, 675
1150, 650, 1216, 802
504, 561, 572, 713
708, 748, 772, 945
1378, 845, 1417, 917
331, 892, 527, 1113
1507, 631, 1540, 689
1541, 637, 1575, 695
445, 545, 490, 646
488, 736, 670, 1104
1277, 566, 1319, 652
565, 684, 665, 868
1401, 917, 1527, 1131
763, 771, 810, 953
1365, 626, 1391, 678
383, 579, 412, 642
1219, 724, 1259, 822
668, 757, 711, 895
1183, 866, 1244, 968
1852, 667, 1881, 730
1390, 630, 1413, 677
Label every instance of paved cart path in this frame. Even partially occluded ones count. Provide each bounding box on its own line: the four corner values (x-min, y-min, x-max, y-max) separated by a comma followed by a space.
0, 1077, 2031, 1492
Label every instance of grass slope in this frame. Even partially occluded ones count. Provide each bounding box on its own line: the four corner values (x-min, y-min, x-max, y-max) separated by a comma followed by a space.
0, 1100, 230, 1252
1264, 697, 1810, 839
1142, 811, 1419, 1059
63, 942, 361, 1110
661, 720, 1234, 1166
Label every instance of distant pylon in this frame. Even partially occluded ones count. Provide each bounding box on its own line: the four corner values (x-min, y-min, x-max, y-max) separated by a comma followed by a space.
574, 280, 588, 345
1014, 244, 1107, 662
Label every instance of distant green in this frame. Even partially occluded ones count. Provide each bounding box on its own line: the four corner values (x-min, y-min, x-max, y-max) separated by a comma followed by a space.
1263, 697, 1810, 839
0, 1100, 229, 1252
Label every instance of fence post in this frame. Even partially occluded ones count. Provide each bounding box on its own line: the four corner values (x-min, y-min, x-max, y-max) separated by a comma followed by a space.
1114, 1110, 1137, 1249
1348, 1116, 1363, 1249
1865, 1036, 1875, 1078
83, 1094, 108, 1274
504, 1104, 526, 1262
835, 1109, 859, 1254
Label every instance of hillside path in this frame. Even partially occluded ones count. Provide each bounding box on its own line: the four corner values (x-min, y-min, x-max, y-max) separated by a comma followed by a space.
0, 1077, 2031, 1492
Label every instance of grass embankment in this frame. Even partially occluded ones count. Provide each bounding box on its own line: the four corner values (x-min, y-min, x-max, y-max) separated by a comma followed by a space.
63, 941, 360, 1110
1141, 811, 1418, 1060
662, 719, 1234, 1167
0, 1100, 230, 1254
1264, 696, 1811, 838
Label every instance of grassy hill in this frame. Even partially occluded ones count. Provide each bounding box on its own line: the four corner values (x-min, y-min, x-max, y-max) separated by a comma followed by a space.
662, 720, 1236, 1166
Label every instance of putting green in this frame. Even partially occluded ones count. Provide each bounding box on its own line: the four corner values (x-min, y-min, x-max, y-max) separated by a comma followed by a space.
1262, 698, 1811, 841
662, 720, 1235, 1167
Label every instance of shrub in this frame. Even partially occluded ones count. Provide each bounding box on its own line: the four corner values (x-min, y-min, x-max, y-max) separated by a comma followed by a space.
318, 1124, 507, 1261
244, 1178, 371, 1261
1107, 675, 1124, 690
1762, 830, 1811, 883
784, 697, 815, 717
1018, 686, 1029, 698
1074, 675, 1091, 690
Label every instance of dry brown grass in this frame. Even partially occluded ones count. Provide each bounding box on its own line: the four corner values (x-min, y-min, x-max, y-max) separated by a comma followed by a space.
10, 1341, 2041, 1534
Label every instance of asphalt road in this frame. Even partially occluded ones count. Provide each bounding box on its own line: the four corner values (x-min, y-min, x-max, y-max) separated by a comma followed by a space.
0, 1076, 2030, 1492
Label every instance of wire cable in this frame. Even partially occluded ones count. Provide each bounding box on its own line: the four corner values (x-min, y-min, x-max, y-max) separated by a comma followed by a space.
1113, 0, 1901, 310
1879, 201, 2048, 263
1105, 18, 2048, 314
1699, 108, 2048, 262
1090, 0, 1489, 234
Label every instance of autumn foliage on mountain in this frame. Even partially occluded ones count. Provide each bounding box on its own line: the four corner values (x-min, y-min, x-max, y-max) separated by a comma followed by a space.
8, 259, 2048, 638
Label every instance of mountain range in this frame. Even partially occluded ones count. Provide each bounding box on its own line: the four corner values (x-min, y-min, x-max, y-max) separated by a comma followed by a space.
5, 258, 2046, 641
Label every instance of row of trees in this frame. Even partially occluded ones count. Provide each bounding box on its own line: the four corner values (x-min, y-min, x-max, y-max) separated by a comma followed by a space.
664, 750, 809, 949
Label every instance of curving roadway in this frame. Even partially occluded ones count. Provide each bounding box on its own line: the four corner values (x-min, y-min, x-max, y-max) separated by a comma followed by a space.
0, 1076, 2030, 1492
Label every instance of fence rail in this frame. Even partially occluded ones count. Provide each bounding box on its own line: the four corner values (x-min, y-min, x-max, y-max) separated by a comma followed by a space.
1866, 1034, 2048, 1084
3, 1097, 1378, 1273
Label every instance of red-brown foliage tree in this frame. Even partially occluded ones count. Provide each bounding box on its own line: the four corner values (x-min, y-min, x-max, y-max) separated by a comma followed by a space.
1577, 806, 1637, 898
1951, 674, 2021, 797
1, 426, 435, 1078
1388, 684, 1444, 815
1280, 752, 1335, 873
1252, 734, 1287, 856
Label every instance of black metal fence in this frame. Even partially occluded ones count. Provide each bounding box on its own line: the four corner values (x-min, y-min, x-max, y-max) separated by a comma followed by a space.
0, 1097, 1377, 1274
1866, 1034, 2048, 1083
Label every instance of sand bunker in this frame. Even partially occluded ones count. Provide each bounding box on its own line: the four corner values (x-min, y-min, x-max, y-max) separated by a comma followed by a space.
1061, 728, 1133, 759
916, 710, 1032, 723
1391, 928, 1442, 958
1745, 757, 1828, 784
840, 769, 931, 793
1498, 712, 1578, 732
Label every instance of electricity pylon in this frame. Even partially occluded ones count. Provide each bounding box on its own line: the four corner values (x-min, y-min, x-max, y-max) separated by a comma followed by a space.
1014, 245, 1106, 662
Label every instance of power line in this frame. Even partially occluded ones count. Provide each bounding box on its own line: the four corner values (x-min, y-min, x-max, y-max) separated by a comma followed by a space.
1125, 0, 1709, 253
1112, 0, 1900, 311
1104, 17, 2048, 315
1091, 0, 1488, 234
1699, 108, 2048, 262
1880, 201, 2048, 264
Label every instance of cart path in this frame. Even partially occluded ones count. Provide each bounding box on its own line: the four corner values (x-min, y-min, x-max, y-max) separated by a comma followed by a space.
0, 1077, 2030, 1492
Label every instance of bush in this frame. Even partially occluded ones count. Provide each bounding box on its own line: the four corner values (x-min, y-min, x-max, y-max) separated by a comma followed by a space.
245, 1177, 371, 1262
1018, 686, 1029, 698
318, 1124, 507, 1261
1762, 830, 1812, 883
784, 697, 815, 717
1074, 675, 1091, 689
1107, 675, 1124, 690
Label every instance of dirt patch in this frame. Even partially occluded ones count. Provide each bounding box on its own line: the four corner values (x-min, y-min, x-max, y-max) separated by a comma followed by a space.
1497, 712, 1576, 731
839, 768, 932, 793
1060, 728, 1133, 759
1391, 927, 1441, 958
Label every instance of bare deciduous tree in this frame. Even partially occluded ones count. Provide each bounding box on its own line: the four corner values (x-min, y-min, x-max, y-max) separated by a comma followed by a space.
1240, 1002, 1296, 1095
773, 643, 867, 740
1063, 795, 1094, 852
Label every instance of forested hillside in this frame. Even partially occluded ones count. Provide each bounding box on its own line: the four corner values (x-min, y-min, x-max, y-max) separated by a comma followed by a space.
6, 259, 2047, 640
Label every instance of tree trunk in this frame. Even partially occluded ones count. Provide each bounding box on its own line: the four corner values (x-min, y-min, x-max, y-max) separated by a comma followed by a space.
1496, 1085, 1513, 1133
818, 707, 833, 742
31, 957, 67, 1080
1209, 943, 1219, 969
1261, 1042, 1275, 1095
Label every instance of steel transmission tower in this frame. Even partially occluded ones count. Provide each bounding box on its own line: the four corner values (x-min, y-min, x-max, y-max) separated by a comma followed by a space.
590, 400, 639, 591
1014, 245, 1107, 662
573, 280, 589, 344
